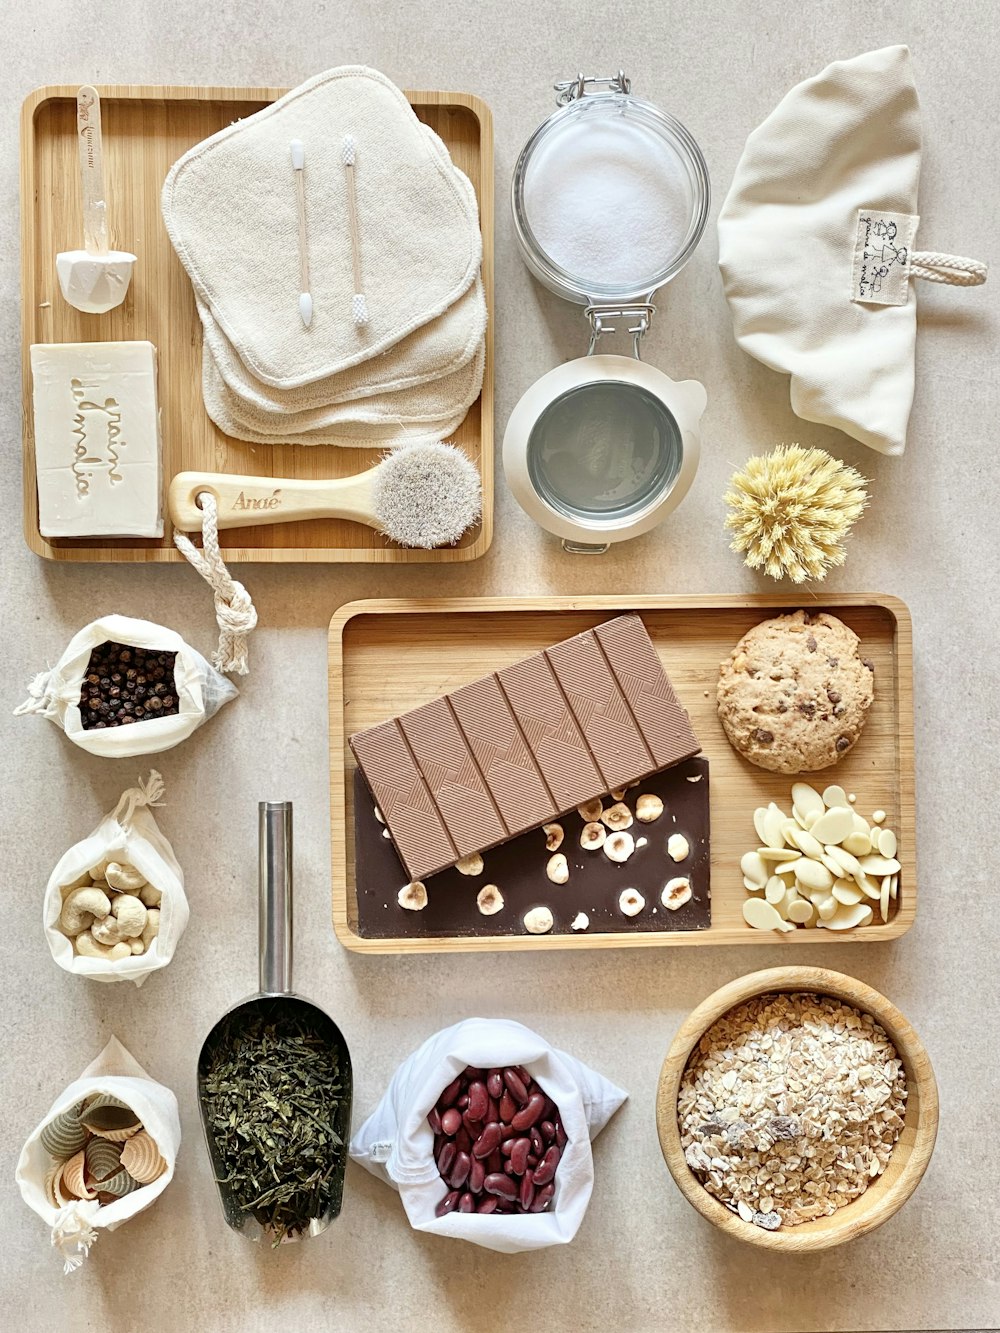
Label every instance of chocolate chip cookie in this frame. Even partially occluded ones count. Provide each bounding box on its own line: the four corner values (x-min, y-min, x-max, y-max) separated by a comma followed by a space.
717, 610, 874, 773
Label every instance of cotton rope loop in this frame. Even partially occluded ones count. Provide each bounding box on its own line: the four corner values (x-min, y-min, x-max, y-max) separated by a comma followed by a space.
910, 251, 988, 286
172, 491, 258, 676
113, 770, 166, 827
12, 670, 53, 716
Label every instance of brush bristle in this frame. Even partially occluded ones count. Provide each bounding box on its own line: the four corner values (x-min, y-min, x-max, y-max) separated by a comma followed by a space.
372, 442, 481, 548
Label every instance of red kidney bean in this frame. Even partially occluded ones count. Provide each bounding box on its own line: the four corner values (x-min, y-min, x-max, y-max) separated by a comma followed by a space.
527, 1155, 538, 1169
495, 1203, 515, 1214
468, 1158, 485, 1195
440, 1108, 462, 1137
466, 1067, 485, 1082
510, 1137, 531, 1176
455, 1126, 473, 1154
435, 1189, 460, 1218
499, 1090, 516, 1123
555, 1118, 568, 1149
519, 1168, 535, 1211
503, 1068, 530, 1106
487, 1149, 503, 1176
458, 1192, 475, 1213
540, 1120, 556, 1143
427, 1106, 442, 1134
462, 1109, 481, 1136
437, 1140, 457, 1177
512, 1065, 531, 1084
448, 1151, 471, 1190
503, 1160, 516, 1176
529, 1127, 544, 1157
530, 1183, 555, 1212
467, 1081, 488, 1122
484, 1172, 517, 1200
487, 1096, 500, 1124
501, 1137, 515, 1157
533, 1144, 560, 1186
512, 1093, 546, 1132
477, 1196, 499, 1214
472, 1121, 503, 1159
487, 1070, 504, 1099
437, 1076, 463, 1110
458, 1094, 470, 1110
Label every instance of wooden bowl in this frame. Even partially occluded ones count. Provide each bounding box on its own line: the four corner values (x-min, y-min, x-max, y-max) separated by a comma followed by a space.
655, 966, 938, 1252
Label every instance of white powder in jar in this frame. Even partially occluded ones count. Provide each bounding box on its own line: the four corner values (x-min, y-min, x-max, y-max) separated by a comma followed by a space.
522, 114, 693, 290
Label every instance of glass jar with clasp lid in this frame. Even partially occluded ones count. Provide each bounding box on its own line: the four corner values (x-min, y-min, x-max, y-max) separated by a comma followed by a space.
504, 71, 710, 552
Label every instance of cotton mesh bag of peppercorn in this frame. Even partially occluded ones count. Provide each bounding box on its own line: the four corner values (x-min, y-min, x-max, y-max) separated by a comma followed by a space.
42, 771, 189, 986
350, 1017, 627, 1253
15, 613, 238, 758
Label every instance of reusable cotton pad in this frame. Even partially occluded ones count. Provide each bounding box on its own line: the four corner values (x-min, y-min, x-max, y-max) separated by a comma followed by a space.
718, 46, 987, 456
162, 66, 482, 388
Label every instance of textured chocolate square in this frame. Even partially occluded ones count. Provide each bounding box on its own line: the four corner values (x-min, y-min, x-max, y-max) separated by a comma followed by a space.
398, 698, 507, 856
594, 615, 700, 768
449, 675, 557, 830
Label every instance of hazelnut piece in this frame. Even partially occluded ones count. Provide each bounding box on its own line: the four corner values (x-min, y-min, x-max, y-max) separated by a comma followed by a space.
580, 822, 606, 851
476, 884, 504, 916
605, 832, 635, 864
577, 798, 603, 823
455, 853, 484, 876
571, 912, 590, 931
618, 889, 645, 917
601, 802, 633, 832
636, 794, 664, 824
543, 823, 564, 852
667, 833, 690, 863
546, 853, 569, 884
661, 877, 692, 910
523, 905, 554, 935
397, 882, 428, 911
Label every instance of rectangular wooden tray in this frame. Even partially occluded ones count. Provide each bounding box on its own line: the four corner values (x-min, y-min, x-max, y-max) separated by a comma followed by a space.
21, 83, 494, 563
328, 594, 915, 953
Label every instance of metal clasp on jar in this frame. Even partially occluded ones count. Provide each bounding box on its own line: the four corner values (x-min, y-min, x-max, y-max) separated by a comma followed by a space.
554, 70, 631, 106
585, 301, 656, 358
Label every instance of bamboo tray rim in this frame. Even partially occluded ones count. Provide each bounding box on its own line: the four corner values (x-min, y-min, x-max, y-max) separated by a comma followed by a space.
21, 81, 494, 564
655, 966, 939, 1251
328, 592, 915, 954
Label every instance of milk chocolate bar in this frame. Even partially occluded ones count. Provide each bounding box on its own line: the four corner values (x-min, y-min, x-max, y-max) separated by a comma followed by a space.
349, 614, 700, 881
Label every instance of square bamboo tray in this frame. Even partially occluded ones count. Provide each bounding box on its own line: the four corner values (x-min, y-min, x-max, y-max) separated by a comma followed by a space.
20, 83, 493, 563
328, 594, 915, 953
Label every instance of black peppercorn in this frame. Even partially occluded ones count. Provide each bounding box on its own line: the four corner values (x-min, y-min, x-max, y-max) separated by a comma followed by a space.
79, 640, 179, 731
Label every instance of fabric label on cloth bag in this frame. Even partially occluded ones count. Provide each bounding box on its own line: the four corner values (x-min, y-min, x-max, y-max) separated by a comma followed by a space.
851, 209, 919, 305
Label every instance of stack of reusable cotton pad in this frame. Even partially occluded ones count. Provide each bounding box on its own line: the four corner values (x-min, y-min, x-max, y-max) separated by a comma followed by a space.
162, 67, 486, 447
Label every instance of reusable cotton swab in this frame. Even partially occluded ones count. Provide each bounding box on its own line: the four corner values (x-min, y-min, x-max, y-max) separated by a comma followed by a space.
342, 135, 369, 327
290, 139, 312, 328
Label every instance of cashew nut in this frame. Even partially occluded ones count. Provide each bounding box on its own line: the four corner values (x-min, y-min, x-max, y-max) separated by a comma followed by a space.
91, 916, 127, 946
89, 859, 112, 882
138, 882, 162, 908
105, 862, 147, 892
140, 908, 160, 952
130, 939, 145, 955
75, 930, 131, 961
60, 886, 111, 936
110, 894, 147, 939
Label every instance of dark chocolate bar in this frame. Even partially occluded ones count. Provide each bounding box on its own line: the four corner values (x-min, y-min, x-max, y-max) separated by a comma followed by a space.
352, 758, 712, 939
349, 614, 700, 881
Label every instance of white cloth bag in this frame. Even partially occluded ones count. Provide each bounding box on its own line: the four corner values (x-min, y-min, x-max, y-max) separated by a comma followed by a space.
43, 772, 188, 986
718, 45, 987, 455
350, 1018, 627, 1253
15, 614, 238, 757
15, 1037, 181, 1273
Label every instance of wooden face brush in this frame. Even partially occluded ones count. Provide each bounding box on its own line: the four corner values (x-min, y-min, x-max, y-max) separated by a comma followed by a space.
169, 441, 482, 549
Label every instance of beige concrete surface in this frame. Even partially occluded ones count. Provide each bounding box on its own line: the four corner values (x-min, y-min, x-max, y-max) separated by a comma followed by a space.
3, 2, 998, 1329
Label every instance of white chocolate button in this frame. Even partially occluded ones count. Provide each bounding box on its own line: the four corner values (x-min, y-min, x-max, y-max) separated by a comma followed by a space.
809, 806, 854, 845
740, 851, 768, 887
795, 859, 834, 893
791, 783, 825, 819
743, 898, 785, 932
878, 828, 897, 858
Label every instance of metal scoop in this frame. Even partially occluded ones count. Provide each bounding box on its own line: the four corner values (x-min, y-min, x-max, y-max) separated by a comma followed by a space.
197, 801, 352, 1243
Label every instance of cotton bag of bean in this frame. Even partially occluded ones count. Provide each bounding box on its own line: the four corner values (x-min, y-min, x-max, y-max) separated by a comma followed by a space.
349, 1018, 627, 1252
15, 1036, 181, 1273
15, 613, 238, 758
43, 771, 188, 986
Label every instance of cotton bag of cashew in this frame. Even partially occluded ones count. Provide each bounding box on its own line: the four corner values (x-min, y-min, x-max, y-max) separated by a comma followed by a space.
350, 1018, 627, 1253
43, 772, 188, 986
16, 1037, 181, 1272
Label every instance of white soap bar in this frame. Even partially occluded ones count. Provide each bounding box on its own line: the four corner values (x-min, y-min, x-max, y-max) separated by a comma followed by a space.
31, 341, 163, 538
